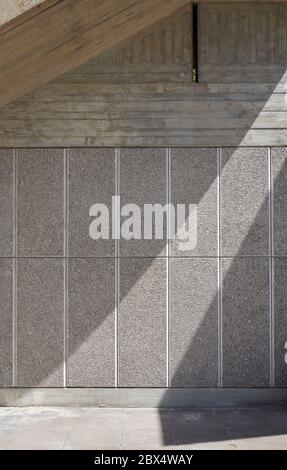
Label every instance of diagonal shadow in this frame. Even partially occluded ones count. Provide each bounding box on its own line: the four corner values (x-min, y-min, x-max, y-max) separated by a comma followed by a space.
160, 155, 287, 445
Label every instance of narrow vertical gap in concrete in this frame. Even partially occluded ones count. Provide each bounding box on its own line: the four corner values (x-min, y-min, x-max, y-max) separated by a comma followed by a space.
166, 148, 171, 387
63, 148, 69, 388
115, 148, 120, 388
12, 149, 18, 388
268, 147, 275, 387
192, 3, 199, 83
217, 147, 223, 388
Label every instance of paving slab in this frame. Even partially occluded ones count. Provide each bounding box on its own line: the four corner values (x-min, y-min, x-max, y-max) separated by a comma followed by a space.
0, 406, 286, 450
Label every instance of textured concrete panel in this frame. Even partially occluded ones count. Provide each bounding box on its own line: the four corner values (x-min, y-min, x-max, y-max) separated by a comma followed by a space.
0, 259, 13, 386
171, 148, 218, 257
17, 258, 64, 387
120, 149, 166, 257
69, 148, 115, 257
68, 258, 115, 387
222, 257, 270, 387
272, 148, 287, 255
170, 258, 218, 387
273, 258, 287, 387
119, 258, 166, 387
0, 150, 13, 256
221, 148, 269, 256
17, 149, 64, 256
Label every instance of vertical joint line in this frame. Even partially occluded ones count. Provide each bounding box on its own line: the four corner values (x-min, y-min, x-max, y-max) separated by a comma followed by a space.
115, 148, 120, 388
217, 148, 223, 388
166, 148, 171, 387
268, 147, 274, 387
63, 148, 68, 388
192, 3, 199, 83
12, 149, 18, 387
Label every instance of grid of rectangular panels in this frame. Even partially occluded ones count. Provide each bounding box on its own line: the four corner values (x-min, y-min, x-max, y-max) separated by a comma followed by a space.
0, 147, 286, 388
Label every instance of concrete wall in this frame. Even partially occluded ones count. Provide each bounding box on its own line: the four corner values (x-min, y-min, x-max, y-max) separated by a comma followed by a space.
0, 147, 287, 389
0, 3, 287, 398
1, 3, 287, 147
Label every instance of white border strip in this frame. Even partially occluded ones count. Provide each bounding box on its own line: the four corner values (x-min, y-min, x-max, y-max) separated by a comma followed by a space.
12, 149, 18, 387
166, 148, 171, 387
63, 148, 69, 388
217, 147, 223, 388
115, 148, 120, 388
268, 147, 274, 387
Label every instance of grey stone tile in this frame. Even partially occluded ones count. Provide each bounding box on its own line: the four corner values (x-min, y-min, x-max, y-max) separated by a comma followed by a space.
0, 259, 13, 387
123, 409, 174, 449
17, 258, 64, 387
118, 258, 166, 387
221, 148, 269, 256
232, 436, 287, 450
0, 428, 15, 450
273, 258, 287, 386
17, 149, 64, 256
264, 407, 287, 435
171, 411, 230, 446
68, 148, 115, 257
170, 258, 218, 387
170, 148, 218, 257
0, 406, 286, 450
272, 148, 287, 255
120, 148, 166, 257
5, 424, 69, 450
64, 428, 121, 450
222, 257, 270, 387
225, 409, 277, 441
122, 428, 166, 450
124, 409, 171, 430
70, 408, 123, 427
224, 408, 287, 450
0, 150, 13, 256
68, 258, 115, 387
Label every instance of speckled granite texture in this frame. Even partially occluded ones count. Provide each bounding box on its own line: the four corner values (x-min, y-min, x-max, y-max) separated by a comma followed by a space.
0, 150, 13, 256
170, 258, 218, 387
0, 147, 286, 389
171, 148, 218, 257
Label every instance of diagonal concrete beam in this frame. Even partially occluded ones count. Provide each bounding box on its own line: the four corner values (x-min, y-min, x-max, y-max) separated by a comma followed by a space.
0, 0, 192, 108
